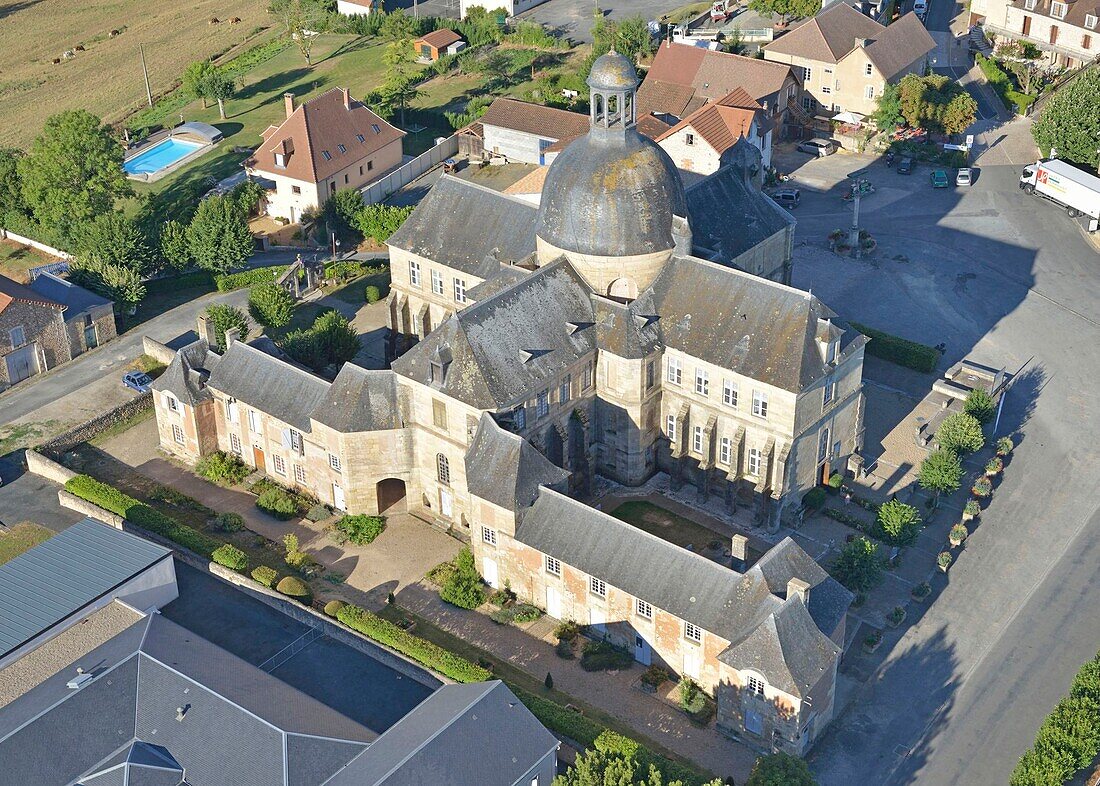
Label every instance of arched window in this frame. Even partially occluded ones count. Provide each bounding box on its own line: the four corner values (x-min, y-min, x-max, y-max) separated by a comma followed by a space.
436, 453, 450, 485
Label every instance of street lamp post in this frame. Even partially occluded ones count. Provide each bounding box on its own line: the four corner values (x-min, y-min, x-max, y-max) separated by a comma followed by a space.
331, 232, 341, 261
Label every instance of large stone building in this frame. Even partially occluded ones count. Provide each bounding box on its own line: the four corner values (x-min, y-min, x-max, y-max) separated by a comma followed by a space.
152, 54, 865, 756
0, 273, 71, 390
972, 0, 1098, 67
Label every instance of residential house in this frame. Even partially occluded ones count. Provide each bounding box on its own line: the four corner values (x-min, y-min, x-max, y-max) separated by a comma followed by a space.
0, 273, 70, 390
640, 42, 804, 138
763, 4, 935, 117
655, 87, 773, 173
245, 88, 405, 224
973, 0, 1098, 67
29, 271, 116, 358
414, 28, 466, 61
337, 0, 374, 15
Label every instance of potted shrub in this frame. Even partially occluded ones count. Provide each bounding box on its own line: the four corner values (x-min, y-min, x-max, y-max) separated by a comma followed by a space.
887, 606, 906, 628
972, 477, 992, 498
640, 665, 670, 693
996, 436, 1014, 457
937, 551, 953, 573
949, 523, 968, 547
827, 472, 844, 492
962, 500, 980, 522
985, 457, 1004, 477
911, 581, 932, 601
863, 631, 883, 653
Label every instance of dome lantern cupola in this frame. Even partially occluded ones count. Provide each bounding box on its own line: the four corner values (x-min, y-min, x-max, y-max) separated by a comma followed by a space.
587, 51, 639, 133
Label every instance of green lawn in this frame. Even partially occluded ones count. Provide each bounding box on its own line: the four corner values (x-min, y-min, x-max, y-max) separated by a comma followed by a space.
608, 500, 728, 552
0, 240, 58, 283
0, 522, 54, 565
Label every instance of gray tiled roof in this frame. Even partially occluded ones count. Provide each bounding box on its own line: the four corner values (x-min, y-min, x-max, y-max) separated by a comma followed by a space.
593, 294, 662, 360
464, 414, 570, 511
466, 263, 533, 302
0, 518, 170, 660
327, 681, 558, 786
311, 366, 402, 432
152, 340, 220, 406
686, 161, 794, 264
29, 272, 112, 316
749, 537, 853, 636
387, 175, 538, 278
205, 341, 330, 432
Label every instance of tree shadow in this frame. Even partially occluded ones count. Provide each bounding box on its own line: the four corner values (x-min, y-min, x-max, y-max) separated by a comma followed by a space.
0, 0, 42, 21
236, 68, 313, 102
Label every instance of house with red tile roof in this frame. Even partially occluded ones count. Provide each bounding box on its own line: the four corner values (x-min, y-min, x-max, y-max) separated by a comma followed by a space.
245, 88, 405, 224
655, 87, 772, 175
0, 273, 70, 389
414, 29, 465, 61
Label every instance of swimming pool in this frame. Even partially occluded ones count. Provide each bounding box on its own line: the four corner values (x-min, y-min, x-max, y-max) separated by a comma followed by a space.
123, 137, 204, 175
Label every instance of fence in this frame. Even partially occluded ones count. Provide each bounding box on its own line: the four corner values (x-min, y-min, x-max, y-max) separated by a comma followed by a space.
360, 135, 459, 206
0, 228, 72, 261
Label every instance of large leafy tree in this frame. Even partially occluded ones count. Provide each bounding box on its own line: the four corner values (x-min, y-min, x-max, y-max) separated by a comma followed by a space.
204, 304, 250, 351
0, 148, 27, 223
206, 69, 237, 120
1032, 68, 1100, 167
749, 0, 820, 22
18, 110, 131, 244
876, 499, 922, 545
918, 448, 963, 500
248, 282, 295, 328
554, 730, 724, 785
937, 412, 985, 454
182, 60, 218, 108
272, 0, 328, 66
75, 212, 156, 275
746, 753, 818, 786
187, 195, 254, 274
897, 73, 976, 134
379, 39, 422, 125
831, 536, 884, 592
615, 16, 654, 63
872, 82, 904, 133
160, 219, 193, 270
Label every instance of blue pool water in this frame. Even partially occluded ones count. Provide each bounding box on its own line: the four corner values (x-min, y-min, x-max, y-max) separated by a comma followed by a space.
123, 137, 203, 175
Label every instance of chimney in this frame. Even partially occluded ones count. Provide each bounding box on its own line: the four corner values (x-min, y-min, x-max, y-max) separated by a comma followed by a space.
197, 314, 219, 348
855, 37, 868, 49
341, 87, 351, 110
787, 578, 811, 605
284, 92, 296, 119
731, 534, 749, 565
176, 705, 189, 722
225, 327, 241, 348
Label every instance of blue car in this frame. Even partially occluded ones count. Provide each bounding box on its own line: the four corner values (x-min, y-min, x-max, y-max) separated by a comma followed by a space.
123, 371, 153, 393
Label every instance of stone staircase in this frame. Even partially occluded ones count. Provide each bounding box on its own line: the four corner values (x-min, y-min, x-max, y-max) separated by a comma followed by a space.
969, 26, 994, 56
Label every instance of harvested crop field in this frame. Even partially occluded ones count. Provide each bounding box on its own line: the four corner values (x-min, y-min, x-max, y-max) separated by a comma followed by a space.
0, 0, 273, 148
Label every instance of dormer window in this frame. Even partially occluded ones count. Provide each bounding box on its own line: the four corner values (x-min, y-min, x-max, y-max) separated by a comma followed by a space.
274, 152, 286, 168
685, 132, 696, 146
430, 360, 444, 383
356, 133, 366, 142
371, 124, 381, 134
1024, 0, 1036, 10
321, 150, 332, 161
1050, 1, 1066, 17
826, 340, 839, 365
1087, 13, 1098, 28
337, 144, 347, 154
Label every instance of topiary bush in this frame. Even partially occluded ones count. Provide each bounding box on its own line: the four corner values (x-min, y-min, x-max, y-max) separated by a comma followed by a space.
251, 565, 278, 587
964, 388, 996, 424
196, 451, 250, 486
212, 511, 245, 532
364, 284, 382, 303
831, 536, 884, 592
332, 514, 386, 545
276, 575, 313, 605
803, 486, 827, 511
439, 547, 486, 609
324, 599, 346, 617
257, 488, 298, 520
938, 412, 986, 454
212, 543, 249, 572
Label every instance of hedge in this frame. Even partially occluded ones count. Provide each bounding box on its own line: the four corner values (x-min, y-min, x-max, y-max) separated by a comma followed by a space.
145, 271, 214, 294
251, 565, 278, 587
213, 265, 288, 292
212, 544, 249, 572
335, 603, 491, 683
276, 575, 313, 605
851, 322, 940, 373
976, 53, 1036, 115
65, 475, 221, 557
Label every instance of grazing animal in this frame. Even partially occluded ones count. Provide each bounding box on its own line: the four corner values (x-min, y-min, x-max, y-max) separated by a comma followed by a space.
53, 57, 61, 64
230, 16, 242, 23
74, 44, 85, 51
110, 29, 121, 36
209, 16, 220, 23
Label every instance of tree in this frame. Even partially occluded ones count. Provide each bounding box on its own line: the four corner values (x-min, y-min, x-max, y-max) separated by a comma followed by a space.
615, 16, 654, 63
876, 499, 922, 545
182, 60, 217, 109
554, 737, 724, 786
18, 110, 131, 244
918, 448, 963, 500
378, 74, 422, 126
1032, 68, 1100, 167
381, 9, 416, 40
873, 82, 904, 134
74, 211, 155, 275
897, 73, 976, 134
70, 259, 147, 312
439, 547, 487, 609
272, 0, 327, 66
746, 753, 818, 786
355, 204, 413, 243
831, 536, 883, 592
591, 15, 617, 58
206, 69, 237, 120
964, 388, 996, 424
0, 148, 27, 224
748, 0, 820, 22
231, 180, 267, 216
941, 90, 979, 135
313, 309, 360, 365
248, 282, 295, 328
187, 195, 254, 274
204, 304, 250, 351
160, 219, 193, 270
479, 49, 514, 87
937, 412, 985, 454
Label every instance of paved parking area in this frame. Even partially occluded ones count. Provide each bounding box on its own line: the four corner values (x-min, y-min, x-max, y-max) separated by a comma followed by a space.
517, 0, 675, 42
0, 455, 85, 532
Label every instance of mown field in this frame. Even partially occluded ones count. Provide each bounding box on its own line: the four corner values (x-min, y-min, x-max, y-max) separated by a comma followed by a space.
0, 0, 272, 148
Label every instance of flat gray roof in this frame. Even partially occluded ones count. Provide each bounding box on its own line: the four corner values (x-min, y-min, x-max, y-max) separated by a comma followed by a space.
0, 518, 171, 659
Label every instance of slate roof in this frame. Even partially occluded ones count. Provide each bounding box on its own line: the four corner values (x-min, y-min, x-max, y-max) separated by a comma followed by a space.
327, 681, 558, 786
592, 294, 662, 360
1010, 0, 1100, 28
0, 272, 64, 315
392, 259, 597, 410
387, 175, 539, 278
151, 339, 220, 406
464, 414, 570, 511
0, 518, 170, 661
28, 271, 112, 316
466, 264, 534, 301
655, 88, 763, 153
246, 87, 404, 183
205, 340, 330, 432
311, 365, 402, 432
685, 160, 794, 263
748, 538, 853, 637
863, 13, 937, 79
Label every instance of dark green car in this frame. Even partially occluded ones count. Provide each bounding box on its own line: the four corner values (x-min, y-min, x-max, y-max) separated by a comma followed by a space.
930, 169, 949, 188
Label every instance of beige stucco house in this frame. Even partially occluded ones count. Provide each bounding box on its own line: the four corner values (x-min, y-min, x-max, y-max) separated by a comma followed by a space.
973, 0, 1098, 67
245, 88, 405, 224
764, 4, 936, 117
655, 87, 773, 174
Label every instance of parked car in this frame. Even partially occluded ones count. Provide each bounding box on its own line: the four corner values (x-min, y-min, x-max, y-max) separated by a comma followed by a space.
897, 157, 914, 175
930, 169, 949, 188
956, 167, 973, 186
768, 188, 801, 209
797, 138, 838, 157
123, 371, 153, 393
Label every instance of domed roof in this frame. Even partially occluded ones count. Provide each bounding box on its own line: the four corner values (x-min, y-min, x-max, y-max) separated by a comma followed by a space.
587, 51, 640, 91
536, 129, 687, 259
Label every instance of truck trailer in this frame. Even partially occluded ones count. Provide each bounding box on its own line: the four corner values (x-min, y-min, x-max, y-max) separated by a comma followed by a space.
1020, 159, 1100, 227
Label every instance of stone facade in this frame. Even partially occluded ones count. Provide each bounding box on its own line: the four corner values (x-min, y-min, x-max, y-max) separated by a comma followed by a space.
0, 300, 70, 390
64, 302, 117, 358
982, 0, 1099, 67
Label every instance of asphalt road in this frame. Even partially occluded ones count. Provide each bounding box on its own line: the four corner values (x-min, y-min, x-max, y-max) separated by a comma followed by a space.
784, 150, 1100, 785
517, 0, 674, 43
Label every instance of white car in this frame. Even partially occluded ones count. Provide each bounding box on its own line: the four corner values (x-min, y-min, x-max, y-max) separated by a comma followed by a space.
956, 167, 973, 186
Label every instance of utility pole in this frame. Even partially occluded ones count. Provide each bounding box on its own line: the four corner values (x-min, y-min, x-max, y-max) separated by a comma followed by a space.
139, 44, 153, 108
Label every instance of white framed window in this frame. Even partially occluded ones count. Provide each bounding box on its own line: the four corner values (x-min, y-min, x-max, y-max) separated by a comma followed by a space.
684, 621, 702, 643
1051, 1, 1067, 17
636, 599, 653, 619
667, 357, 682, 385
692, 425, 704, 454
172, 424, 185, 445
823, 379, 836, 406
819, 428, 831, 463
1086, 13, 1097, 28
695, 369, 709, 396
583, 360, 594, 390
294, 464, 307, 484
289, 429, 303, 455
229, 433, 242, 455
166, 394, 179, 413
431, 269, 444, 295
453, 278, 467, 304
865, 63, 873, 76
748, 447, 761, 476
590, 576, 606, 597
273, 454, 286, 476
865, 85, 875, 100
747, 675, 765, 696
666, 413, 677, 442
409, 259, 421, 287
821, 85, 832, 94
723, 380, 738, 408
481, 526, 497, 546
514, 405, 527, 431
329, 453, 341, 471
436, 453, 450, 484
1024, 0, 1035, 9
685, 132, 696, 146
546, 555, 561, 576
752, 390, 768, 418
720, 437, 732, 465
249, 409, 261, 433
826, 340, 839, 364
225, 397, 239, 422
559, 374, 571, 404
802, 66, 812, 82
536, 390, 549, 418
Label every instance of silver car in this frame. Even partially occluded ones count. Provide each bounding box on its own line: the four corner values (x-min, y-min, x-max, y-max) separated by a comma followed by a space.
797, 138, 838, 157
956, 167, 973, 186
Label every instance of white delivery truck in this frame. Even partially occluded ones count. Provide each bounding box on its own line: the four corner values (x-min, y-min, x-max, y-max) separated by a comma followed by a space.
1019, 159, 1100, 225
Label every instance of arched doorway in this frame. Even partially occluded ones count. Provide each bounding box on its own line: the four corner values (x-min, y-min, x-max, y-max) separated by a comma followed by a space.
376, 478, 407, 513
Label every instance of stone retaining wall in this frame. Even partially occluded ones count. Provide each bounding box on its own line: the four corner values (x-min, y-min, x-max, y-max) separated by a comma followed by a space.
57, 489, 125, 528
25, 448, 78, 484
38, 392, 152, 457
142, 337, 178, 366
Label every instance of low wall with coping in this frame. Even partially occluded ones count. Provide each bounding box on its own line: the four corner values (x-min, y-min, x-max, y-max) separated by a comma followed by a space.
57, 490, 125, 528
25, 448, 78, 485
0, 228, 72, 260
38, 392, 152, 457
142, 337, 177, 366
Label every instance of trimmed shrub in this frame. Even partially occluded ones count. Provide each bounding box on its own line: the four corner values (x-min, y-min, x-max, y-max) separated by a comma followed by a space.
938, 412, 986, 454
828, 472, 844, 490
213, 265, 288, 292
251, 565, 278, 587
555, 639, 575, 659
490, 607, 515, 625
512, 603, 542, 623
439, 547, 486, 609
196, 451, 250, 485
851, 321, 940, 373
831, 536, 884, 592
364, 284, 382, 303
964, 388, 996, 424
641, 665, 670, 688
212, 543, 249, 572
305, 504, 331, 523
276, 575, 313, 605
555, 620, 580, 642
64, 475, 220, 557
747, 753, 818, 786
335, 603, 491, 682
324, 599, 346, 617
212, 512, 245, 532
203, 304, 250, 352
581, 640, 634, 672
247, 281, 295, 328
333, 514, 386, 545
426, 559, 457, 586
876, 499, 922, 545
594, 729, 641, 760
257, 488, 298, 520
678, 677, 707, 714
